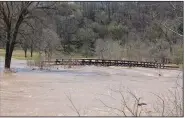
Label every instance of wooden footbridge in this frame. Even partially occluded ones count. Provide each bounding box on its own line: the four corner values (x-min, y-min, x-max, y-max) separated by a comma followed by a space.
42, 59, 179, 69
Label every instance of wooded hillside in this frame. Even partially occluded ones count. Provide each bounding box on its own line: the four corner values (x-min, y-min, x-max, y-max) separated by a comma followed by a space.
0, 2, 183, 68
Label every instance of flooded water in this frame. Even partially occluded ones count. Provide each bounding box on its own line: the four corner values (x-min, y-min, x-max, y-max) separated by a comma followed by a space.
0, 58, 106, 77
0, 58, 183, 116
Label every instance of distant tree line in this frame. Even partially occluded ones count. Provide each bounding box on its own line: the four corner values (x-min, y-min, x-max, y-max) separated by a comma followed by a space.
0, 1, 183, 69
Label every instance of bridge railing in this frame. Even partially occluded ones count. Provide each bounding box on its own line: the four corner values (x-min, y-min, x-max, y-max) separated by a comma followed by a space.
41, 58, 178, 69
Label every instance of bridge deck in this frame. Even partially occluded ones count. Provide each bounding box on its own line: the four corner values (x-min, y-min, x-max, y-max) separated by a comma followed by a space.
42, 59, 179, 69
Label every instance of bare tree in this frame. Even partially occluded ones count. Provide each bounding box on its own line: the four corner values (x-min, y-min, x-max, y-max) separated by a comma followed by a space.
42, 28, 60, 61
99, 87, 147, 116
0, 2, 57, 69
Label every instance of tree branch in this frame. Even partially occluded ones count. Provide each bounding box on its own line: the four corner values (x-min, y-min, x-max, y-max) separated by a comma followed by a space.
151, 92, 165, 116
162, 23, 183, 37
65, 93, 81, 116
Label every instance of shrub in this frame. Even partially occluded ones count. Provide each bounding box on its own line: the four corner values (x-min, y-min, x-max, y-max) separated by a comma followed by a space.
172, 47, 183, 65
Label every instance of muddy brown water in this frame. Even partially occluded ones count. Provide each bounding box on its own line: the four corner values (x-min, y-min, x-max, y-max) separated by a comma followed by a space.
0, 61, 183, 116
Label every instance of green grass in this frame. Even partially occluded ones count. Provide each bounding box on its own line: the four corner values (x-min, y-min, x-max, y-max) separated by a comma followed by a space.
0, 49, 5, 56
164, 63, 183, 70
0, 49, 39, 60
178, 64, 183, 70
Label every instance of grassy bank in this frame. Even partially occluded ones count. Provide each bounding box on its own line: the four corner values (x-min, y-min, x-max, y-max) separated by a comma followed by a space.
0, 49, 183, 69
0, 49, 39, 60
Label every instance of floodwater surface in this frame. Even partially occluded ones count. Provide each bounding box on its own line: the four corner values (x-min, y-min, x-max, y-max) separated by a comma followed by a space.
0, 58, 183, 116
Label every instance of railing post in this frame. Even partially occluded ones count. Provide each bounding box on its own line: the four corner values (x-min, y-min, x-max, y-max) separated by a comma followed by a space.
55, 59, 58, 65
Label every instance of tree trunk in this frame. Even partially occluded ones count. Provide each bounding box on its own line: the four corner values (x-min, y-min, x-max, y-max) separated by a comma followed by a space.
4, 51, 10, 69
31, 50, 33, 57
30, 42, 33, 57
4, 46, 13, 69
4, 29, 11, 69
5, 18, 22, 69
24, 48, 27, 58
3, 2, 29, 69
4, 54, 12, 69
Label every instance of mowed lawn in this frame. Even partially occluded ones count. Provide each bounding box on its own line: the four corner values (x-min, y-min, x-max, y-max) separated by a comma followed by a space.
0, 49, 39, 60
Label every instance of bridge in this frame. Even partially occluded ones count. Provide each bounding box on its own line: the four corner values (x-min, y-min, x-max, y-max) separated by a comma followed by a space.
41, 59, 179, 69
